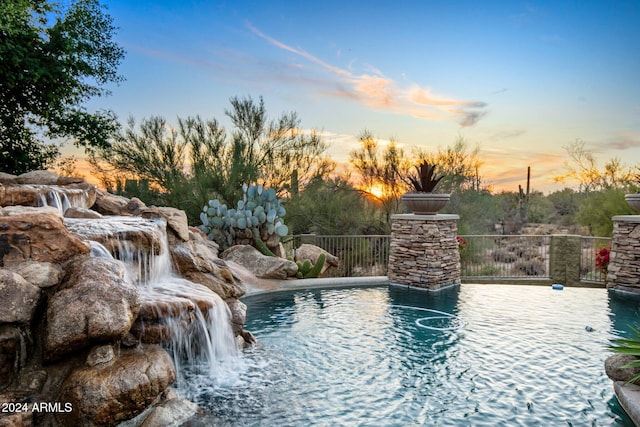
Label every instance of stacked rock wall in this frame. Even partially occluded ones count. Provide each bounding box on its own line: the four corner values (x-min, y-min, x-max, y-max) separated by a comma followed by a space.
388, 214, 460, 290
607, 215, 640, 292
0, 171, 249, 426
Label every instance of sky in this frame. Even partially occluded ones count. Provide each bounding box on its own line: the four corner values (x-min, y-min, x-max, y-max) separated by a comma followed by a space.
79, 0, 640, 193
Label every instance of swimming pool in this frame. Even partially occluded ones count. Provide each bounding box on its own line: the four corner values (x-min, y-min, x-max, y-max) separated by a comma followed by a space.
185, 284, 640, 426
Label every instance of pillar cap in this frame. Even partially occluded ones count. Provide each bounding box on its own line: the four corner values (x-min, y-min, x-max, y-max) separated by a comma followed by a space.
391, 213, 460, 221
612, 215, 640, 222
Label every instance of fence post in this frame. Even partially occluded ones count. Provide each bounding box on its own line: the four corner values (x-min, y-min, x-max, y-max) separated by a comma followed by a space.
549, 234, 581, 286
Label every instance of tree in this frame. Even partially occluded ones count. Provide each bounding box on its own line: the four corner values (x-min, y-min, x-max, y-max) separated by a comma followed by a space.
349, 133, 488, 230
575, 187, 635, 236
93, 97, 334, 224
525, 191, 555, 224
554, 139, 635, 193
225, 95, 333, 196
349, 130, 411, 224
285, 176, 387, 235
55, 154, 83, 177
415, 136, 484, 193
0, 0, 124, 174
449, 189, 502, 234
546, 188, 582, 228
91, 115, 219, 222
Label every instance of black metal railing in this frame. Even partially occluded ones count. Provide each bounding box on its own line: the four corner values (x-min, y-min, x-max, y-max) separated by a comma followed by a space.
284, 234, 610, 284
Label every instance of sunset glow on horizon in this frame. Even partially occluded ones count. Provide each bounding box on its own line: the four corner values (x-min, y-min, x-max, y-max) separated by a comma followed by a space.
79, 0, 639, 194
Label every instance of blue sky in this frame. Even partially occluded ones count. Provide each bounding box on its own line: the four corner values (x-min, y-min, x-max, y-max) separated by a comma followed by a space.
83, 0, 640, 192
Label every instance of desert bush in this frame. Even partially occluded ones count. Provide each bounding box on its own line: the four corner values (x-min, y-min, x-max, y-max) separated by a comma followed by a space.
493, 249, 517, 263
519, 248, 542, 261
513, 259, 546, 276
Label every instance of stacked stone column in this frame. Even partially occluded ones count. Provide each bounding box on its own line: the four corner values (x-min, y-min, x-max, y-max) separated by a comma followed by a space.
388, 213, 460, 291
607, 215, 640, 292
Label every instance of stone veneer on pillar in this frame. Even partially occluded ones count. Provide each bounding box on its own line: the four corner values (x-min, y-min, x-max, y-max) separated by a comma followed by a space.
388, 213, 460, 290
607, 215, 640, 293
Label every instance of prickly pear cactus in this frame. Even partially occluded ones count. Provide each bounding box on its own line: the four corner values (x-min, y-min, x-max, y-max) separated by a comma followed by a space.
199, 183, 289, 253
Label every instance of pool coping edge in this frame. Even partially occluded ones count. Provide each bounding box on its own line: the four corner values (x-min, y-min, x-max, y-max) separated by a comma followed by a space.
614, 381, 640, 425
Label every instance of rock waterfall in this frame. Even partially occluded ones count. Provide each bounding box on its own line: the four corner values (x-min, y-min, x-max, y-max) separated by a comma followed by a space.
0, 170, 251, 426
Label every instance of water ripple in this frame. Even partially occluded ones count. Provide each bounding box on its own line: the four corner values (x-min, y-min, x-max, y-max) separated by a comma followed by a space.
183, 284, 637, 426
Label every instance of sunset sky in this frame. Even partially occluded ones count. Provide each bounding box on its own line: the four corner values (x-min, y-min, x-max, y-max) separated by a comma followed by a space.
82, 0, 640, 193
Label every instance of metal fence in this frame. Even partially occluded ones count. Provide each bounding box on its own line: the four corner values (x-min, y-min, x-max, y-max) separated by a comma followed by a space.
579, 236, 611, 282
285, 234, 610, 284
284, 235, 390, 277
458, 235, 551, 279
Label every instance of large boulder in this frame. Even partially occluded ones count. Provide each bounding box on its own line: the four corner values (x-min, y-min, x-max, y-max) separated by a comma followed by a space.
0, 184, 52, 207
171, 236, 220, 273
44, 257, 140, 361
136, 291, 196, 322
294, 244, 340, 276
226, 298, 247, 336
14, 170, 85, 186
132, 290, 195, 345
0, 206, 90, 267
64, 206, 103, 219
138, 390, 198, 427
7, 261, 64, 289
92, 189, 138, 215
141, 207, 189, 242
0, 172, 18, 184
15, 170, 59, 185
0, 270, 41, 323
223, 260, 282, 294
182, 271, 246, 299
605, 353, 640, 383
132, 278, 229, 344
57, 345, 176, 427
0, 325, 27, 390
0, 183, 96, 210
92, 190, 125, 215
171, 237, 245, 299
221, 245, 298, 279
189, 227, 219, 257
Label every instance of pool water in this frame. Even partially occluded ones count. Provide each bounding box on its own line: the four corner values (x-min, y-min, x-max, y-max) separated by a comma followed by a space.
186, 284, 640, 426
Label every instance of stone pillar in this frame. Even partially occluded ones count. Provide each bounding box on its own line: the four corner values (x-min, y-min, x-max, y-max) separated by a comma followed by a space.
388, 213, 460, 290
607, 215, 640, 292
549, 234, 581, 286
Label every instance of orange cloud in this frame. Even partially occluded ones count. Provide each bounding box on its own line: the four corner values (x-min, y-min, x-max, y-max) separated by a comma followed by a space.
247, 23, 487, 127
351, 74, 398, 109
408, 86, 470, 107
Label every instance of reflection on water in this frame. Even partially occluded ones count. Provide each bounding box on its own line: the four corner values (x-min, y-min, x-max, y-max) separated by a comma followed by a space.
608, 289, 640, 336
184, 284, 639, 426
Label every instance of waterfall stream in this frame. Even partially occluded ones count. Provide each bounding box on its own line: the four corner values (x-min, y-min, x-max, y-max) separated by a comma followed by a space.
64, 216, 240, 395
33, 185, 93, 215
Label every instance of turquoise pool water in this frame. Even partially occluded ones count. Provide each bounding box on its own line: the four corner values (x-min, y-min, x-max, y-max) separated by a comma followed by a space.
187, 284, 640, 426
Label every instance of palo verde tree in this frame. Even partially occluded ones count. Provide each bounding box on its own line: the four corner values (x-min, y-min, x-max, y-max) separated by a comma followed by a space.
349, 130, 411, 225
285, 175, 388, 235
552, 139, 638, 235
554, 139, 635, 193
349, 132, 486, 229
94, 96, 333, 223
90, 115, 221, 221
0, 0, 124, 174
414, 136, 484, 194
224, 95, 334, 197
